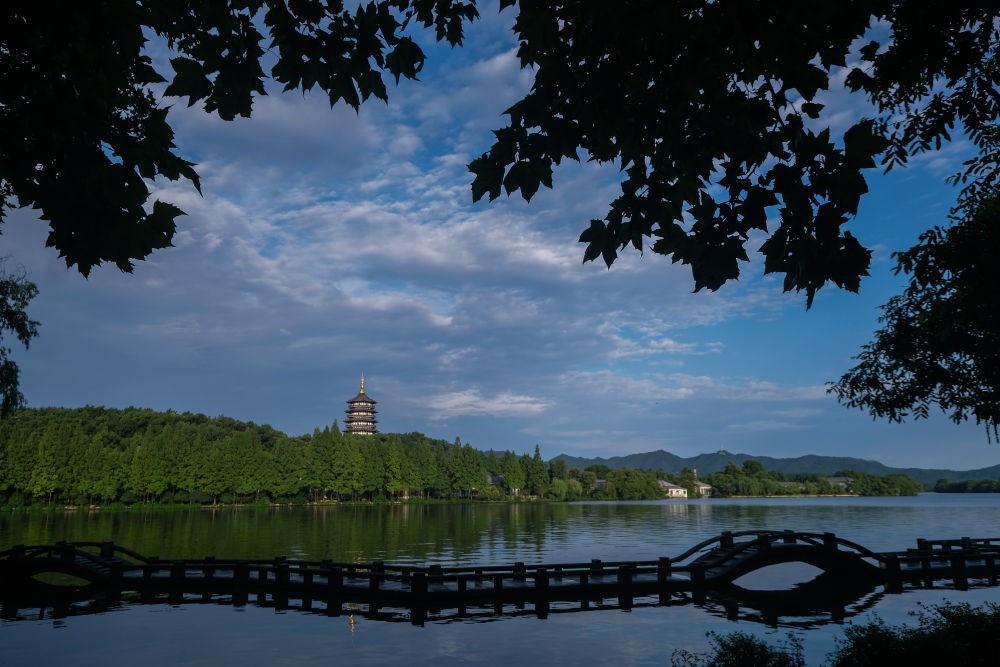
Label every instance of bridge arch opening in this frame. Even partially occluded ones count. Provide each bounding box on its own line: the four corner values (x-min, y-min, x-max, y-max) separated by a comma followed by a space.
732, 562, 825, 590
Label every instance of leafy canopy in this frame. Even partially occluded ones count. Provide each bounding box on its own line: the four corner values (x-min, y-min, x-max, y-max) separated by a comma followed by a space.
471, 2, 1000, 307
831, 196, 1000, 438
4, 2, 996, 295
1, 0, 478, 276
0, 264, 39, 415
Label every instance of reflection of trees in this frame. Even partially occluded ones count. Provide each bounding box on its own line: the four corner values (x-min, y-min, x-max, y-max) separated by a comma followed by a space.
0, 504, 579, 564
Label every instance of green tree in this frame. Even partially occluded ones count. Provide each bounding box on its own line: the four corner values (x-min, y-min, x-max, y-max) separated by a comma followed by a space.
201, 441, 229, 505
525, 445, 549, 497
28, 428, 61, 502
678, 467, 700, 498
380, 438, 404, 499
549, 458, 568, 481
499, 450, 525, 497
608, 468, 660, 500
0, 265, 39, 414
832, 196, 1000, 438
331, 437, 363, 500
447, 444, 485, 498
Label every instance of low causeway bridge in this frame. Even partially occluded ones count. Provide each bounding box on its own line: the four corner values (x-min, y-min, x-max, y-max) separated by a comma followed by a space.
3, 530, 999, 625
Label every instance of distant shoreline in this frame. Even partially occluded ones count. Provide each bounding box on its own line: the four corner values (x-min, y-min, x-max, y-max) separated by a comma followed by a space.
4, 493, 919, 513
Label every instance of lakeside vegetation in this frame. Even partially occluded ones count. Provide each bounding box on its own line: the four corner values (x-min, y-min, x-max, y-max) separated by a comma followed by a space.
0, 407, 924, 508
704, 460, 923, 497
673, 602, 1000, 667
934, 478, 1000, 493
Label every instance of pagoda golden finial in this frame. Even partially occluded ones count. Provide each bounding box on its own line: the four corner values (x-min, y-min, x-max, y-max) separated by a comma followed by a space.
360, 372, 365, 394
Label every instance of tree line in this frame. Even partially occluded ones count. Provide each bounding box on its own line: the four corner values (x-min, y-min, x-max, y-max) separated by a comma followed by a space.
0, 407, 639, 506
0, 407, 924, 507
934, 478, 1000, 493
702, 460, 923, 497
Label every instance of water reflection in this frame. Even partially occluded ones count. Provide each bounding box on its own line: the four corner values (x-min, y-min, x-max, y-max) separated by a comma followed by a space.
5, 498, 999, 565
6, 570, 997, 632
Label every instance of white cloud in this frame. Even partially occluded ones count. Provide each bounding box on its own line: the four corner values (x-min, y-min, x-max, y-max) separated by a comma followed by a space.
727, 420, 814, 432
427, 388, 553, 419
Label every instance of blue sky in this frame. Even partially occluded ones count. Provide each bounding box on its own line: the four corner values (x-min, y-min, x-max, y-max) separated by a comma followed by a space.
6, 5, 996, 470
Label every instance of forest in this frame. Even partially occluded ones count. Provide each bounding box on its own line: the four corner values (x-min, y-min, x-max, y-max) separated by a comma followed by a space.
703, 460, 924, 498
934, 479, 1000, 493
0, 407, 921, 508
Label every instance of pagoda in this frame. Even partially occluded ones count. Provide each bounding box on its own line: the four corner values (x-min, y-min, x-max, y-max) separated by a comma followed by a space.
344, 374, 378, 435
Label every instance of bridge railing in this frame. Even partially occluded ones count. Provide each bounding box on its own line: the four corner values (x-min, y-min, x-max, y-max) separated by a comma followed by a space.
7, 531, 1000, 598
667, 529, 883, 567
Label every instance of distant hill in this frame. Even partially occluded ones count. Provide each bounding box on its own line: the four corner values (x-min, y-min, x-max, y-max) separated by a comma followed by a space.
552, 449, 1000, 487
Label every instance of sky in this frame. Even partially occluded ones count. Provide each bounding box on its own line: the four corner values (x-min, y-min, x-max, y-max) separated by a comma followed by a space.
5, 5, 997, 471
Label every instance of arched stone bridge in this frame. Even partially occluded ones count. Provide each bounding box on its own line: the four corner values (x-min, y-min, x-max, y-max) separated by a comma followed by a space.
674, 530, 883, 584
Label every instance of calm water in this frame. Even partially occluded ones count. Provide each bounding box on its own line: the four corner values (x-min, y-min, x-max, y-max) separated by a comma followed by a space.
3, 495, 1000, 665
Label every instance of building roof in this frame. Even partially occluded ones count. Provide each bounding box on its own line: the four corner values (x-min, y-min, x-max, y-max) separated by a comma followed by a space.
347, 373, 376, 403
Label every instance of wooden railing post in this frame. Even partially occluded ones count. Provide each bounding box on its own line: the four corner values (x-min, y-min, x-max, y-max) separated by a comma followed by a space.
57, 542, 73, 564
493, 574, 503, 615
884, 555, 902, 593
457, 576, 468, 617
274, 560, 290, 610
411, 571, 427, 601
617, 564, 634, 611
301, 571, 314, 610
169, 562, 185, 604
657, 557, 672, 604
535, 568, 549, 618
327, 566, 343, 616
920, 553, 933, 587
952, 555, 969, 590
141, 558, 157, 602
410, 572, 428, 627
233, 562, 249, 606
691, 565, 706, 603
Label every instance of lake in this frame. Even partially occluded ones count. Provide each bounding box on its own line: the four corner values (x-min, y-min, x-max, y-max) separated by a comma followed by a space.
3, 494, 1000, 665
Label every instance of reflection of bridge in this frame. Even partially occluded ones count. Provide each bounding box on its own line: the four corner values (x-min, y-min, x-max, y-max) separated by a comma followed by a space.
2, 530, 998, 627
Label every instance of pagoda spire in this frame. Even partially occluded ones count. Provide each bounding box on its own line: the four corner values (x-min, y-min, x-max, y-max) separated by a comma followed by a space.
345, 373, 377, 435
